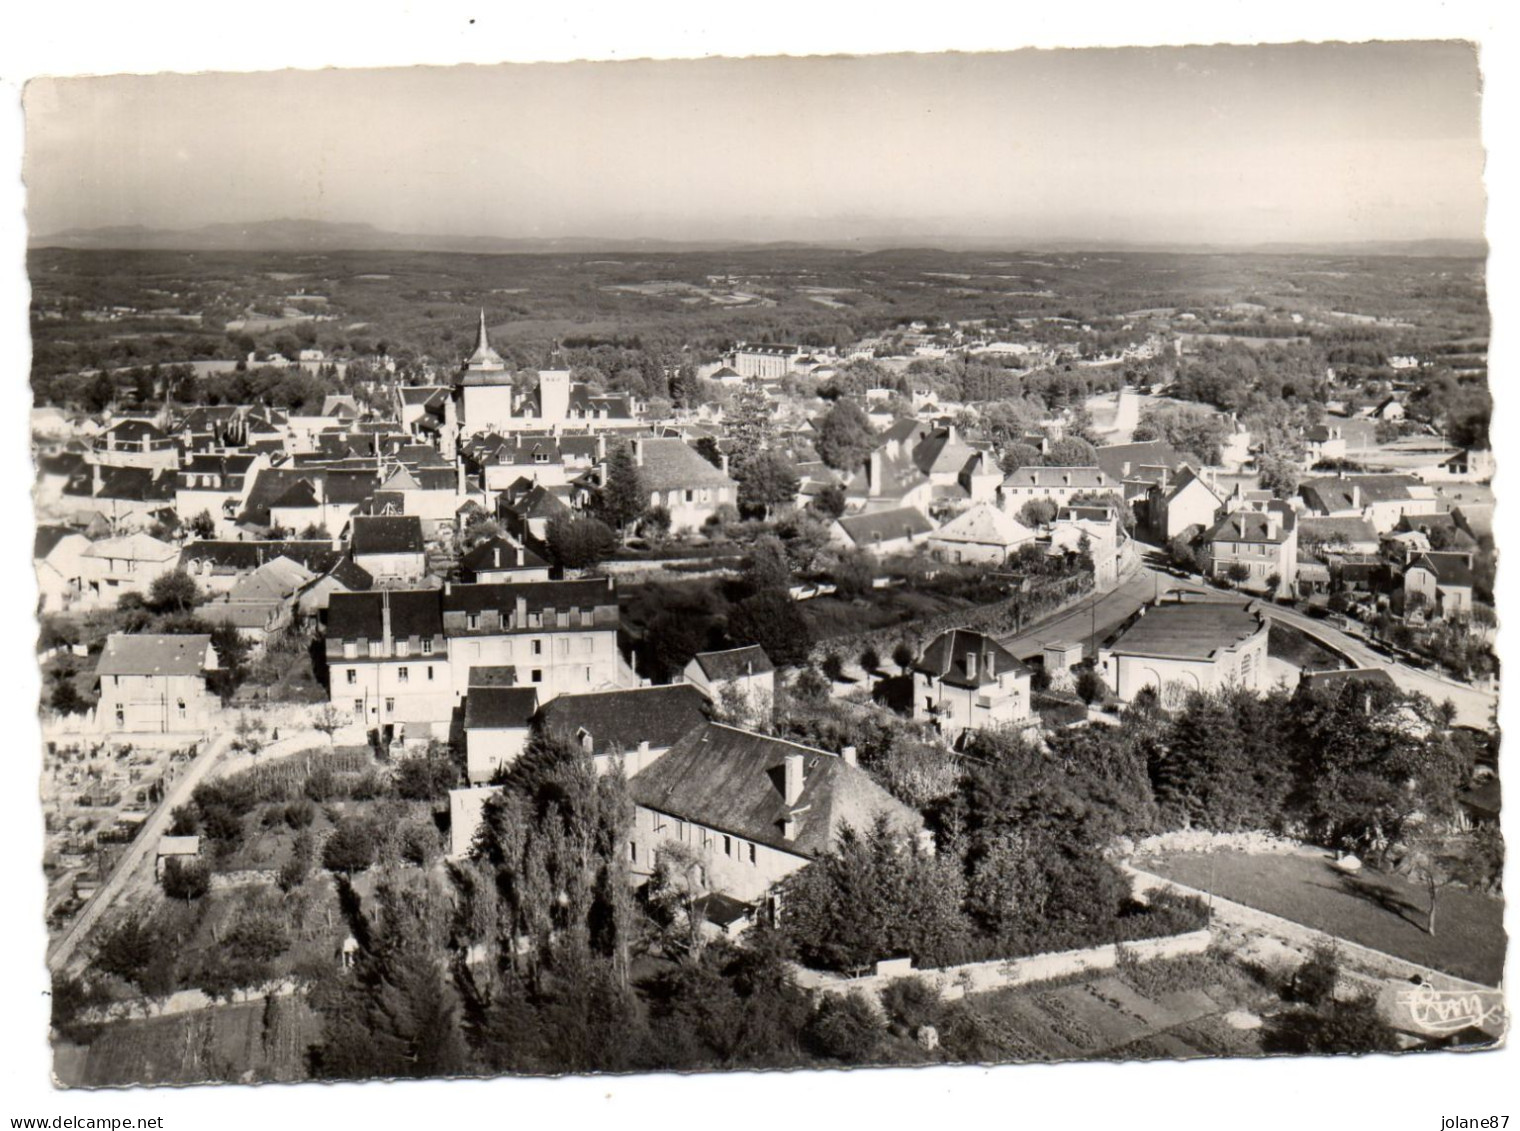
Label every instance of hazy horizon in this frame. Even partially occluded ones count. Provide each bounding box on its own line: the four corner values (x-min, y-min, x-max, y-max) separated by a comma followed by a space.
24, 43, 1486, 248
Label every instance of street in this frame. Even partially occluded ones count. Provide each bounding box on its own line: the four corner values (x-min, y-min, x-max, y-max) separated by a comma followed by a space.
996, 543, 1496, 730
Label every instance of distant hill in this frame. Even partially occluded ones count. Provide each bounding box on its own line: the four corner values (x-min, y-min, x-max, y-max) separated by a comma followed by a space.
28, 219, 1488, 259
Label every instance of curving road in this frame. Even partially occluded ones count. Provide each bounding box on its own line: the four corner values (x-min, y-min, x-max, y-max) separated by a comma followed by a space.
995, 546, 1496, 731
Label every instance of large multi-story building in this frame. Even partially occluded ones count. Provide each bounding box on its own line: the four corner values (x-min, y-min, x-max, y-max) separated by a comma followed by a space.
325, 589, 452, 733
440, 578, 625, 703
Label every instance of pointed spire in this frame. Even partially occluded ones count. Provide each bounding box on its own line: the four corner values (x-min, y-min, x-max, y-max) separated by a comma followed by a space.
464, 308, 506, 372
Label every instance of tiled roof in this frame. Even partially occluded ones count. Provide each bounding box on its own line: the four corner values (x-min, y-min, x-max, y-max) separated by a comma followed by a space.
95, 633, 214, 678
628, 723, 922, 858
914, 627, 1029, 687
459, 538, 550, 574
326, 590, 443, 643
836, 506, 935, 546
1002, 465, 1114, 491
692, 646, 774, 681
1204, 510, 1294, 545
931, 502, 1034, 547
465, 686, 540, 730
442, 578, 618, 618
537, 684, 710, 754
628, 438, 735, 491
1408, 552, 1474, 589
1096, 441, 1183, 481
1107, 600, 1266, 661
351, 515, 425, 556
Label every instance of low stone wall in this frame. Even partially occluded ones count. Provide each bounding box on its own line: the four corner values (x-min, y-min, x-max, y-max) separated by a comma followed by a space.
793, 929, 1214, 1001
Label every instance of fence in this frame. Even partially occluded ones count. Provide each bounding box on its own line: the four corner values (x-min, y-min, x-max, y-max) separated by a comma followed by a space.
792, 929, 1214, 1001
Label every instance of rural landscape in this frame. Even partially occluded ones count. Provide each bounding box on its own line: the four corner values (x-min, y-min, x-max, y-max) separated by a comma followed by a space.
23, 43, 1504, 1094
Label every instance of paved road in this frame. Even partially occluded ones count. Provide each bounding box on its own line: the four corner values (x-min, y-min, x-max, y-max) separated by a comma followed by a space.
47, 732, 232, 976
996, 547, 1496, 730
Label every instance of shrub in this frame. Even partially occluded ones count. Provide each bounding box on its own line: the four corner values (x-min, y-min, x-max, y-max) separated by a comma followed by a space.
804, 991, 884, 1062
283, 799, 316, 829
1289, 941, 1341, 1007
322, 818, 378, 874
879, 975, 942, 1031
160, 856, 211, 902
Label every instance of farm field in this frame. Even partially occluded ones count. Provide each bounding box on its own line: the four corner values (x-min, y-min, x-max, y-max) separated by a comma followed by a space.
927, 952, 1273, 1063
54, 995, 322, 1087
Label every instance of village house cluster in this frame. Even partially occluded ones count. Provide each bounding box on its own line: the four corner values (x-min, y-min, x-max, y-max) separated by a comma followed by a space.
33, 309, 1496, 942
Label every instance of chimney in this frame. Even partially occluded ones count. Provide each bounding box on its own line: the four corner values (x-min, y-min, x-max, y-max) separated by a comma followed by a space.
841, 745, 858, 768
494, 546, 501, 569
965, 651, 978, 680
783, 753, 805, 806
782, 815, 799, 841
637, 739, 650, 760
720, 452, 730, 476
380, 589, 392, 656
514, 594, 527, 628
986, 649, 996, 677
632, 438, 645, 467
1352, 484, 1362, 510
869, 449, 884, 495
444, 581, 452, 596
516, 544, 524, 567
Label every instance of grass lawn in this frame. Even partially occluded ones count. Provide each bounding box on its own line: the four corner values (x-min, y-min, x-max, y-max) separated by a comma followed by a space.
1140, 850, 1507, 986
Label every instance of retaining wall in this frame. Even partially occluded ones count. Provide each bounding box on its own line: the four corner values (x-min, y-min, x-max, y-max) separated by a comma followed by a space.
793, 928, 1214, 1001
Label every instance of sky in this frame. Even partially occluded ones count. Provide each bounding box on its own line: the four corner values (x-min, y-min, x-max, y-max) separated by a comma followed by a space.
22, 42, 1485, 247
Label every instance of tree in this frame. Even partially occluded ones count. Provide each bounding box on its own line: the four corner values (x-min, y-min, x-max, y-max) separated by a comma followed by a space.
187, 510, 217, 539
639, 506, 672, 543
859, 645, 881, 675
736, 451, 800, 520
999, 442, 1045, 475
1074, 668, 1106, 705
779, 814, 968, 971
300, 523, 331, 540
1257, 452, 1302, 499
808, 484, 847, 521
148, 570, 200, 614
311, 703, 347, 742
1018, 498, 1057, 528
830, 548, 876, 601
821, 653, 846, 684
1045, 437, 1098, 466
726, 379, 774, 469
394, 748, 457, 801
1225, 561, 1252, 588
1262, 996, 1401, 1055
49, 679, 88, 716
207, 621, 252, 703
892, 640, 916, 674
597, 447, 647, 537
803, 991, 884, 1061
728, 590, 812, 668
323, 818, 380, 874
743, 534, 793, 595
791, 666, 830, 702
160, 856, 211, 902
815, 399, 875, 471
545, 514, 617, 572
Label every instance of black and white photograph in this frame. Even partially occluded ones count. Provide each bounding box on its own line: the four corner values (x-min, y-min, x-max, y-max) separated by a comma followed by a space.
3, 5, 1514, 1127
